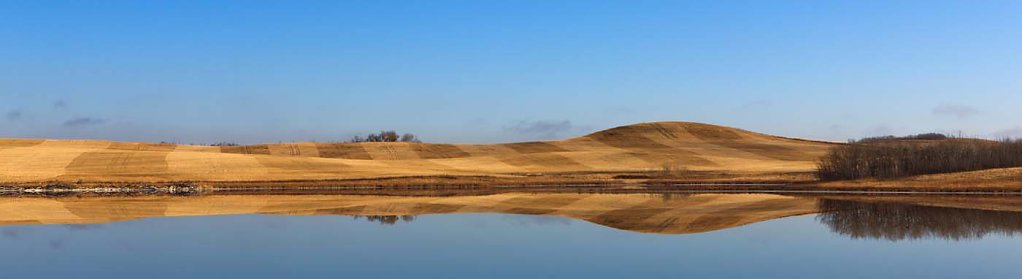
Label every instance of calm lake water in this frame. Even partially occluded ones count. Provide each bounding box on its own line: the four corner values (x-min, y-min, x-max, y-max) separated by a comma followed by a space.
1, 193, 1021, 278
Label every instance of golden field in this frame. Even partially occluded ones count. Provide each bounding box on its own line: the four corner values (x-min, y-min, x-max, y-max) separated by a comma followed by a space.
817, 167, 1022, 190
4, 121, 1020, 190
0, 122, 834, 184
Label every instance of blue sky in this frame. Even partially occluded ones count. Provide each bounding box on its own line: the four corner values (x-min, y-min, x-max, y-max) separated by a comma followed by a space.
2, 1, 1021, 144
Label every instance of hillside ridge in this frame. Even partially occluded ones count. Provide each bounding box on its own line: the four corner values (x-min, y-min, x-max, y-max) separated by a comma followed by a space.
0, 121, 834, 183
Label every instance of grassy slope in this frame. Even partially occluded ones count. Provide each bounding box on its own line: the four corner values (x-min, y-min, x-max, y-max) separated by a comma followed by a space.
0, 122, 835, 183
819, 167, 1022, 190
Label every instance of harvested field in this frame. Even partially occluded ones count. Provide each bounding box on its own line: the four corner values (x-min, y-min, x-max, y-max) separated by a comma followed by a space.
0, 122, 836, 184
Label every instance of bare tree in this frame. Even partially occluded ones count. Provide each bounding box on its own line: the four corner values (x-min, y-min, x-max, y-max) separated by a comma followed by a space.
210, 141, 239, 147
350, 131, 421, 143
400, 133, 420, 143
817, 136, 1022, 181
381, 131, 399, 142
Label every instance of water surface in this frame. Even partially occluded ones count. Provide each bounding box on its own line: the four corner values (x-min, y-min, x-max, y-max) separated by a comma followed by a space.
2, 193, 1021, 278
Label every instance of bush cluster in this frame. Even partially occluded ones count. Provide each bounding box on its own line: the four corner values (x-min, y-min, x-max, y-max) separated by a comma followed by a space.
350, 131, 420, 143
210, 141, 240, 147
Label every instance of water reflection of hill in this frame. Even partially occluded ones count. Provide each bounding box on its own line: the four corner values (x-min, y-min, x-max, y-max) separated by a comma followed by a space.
817, 199, 1022, 241
0, 193, 816, 234
4, 193, 1022, 237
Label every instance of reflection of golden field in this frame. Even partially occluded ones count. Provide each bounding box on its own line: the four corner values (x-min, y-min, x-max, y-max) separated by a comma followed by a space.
0, 122, 834, 183
4, 193, 1021, 235
0, 193, 818, 234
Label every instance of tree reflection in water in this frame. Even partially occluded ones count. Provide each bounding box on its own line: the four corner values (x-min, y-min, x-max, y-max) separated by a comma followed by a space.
817, 199, 1022, 241
353, 215, 417, 225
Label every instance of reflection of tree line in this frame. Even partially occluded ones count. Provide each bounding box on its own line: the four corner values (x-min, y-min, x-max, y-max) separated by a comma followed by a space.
353, 215, 417, 225
817, 199, 1022, 241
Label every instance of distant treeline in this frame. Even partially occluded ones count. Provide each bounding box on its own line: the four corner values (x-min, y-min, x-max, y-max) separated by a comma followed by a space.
817, 136, 1022, 180
350, 131, 420, 143
200, 131, 421, 146
856, 133, 948, 143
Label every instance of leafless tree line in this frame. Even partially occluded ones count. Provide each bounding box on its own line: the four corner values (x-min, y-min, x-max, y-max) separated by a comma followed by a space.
817, 137, 1022, 180
857, 133, 948, 143
350, 131, 420, 143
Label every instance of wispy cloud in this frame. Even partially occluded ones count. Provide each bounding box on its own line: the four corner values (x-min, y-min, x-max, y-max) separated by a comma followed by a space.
602, 106, 633, 115
63, 117, 106, 127
53, 100, 67, 109
739, 99, 772, 110
932, 104, 979, 119
864, 124, 894, 137
505, 120, 573, 140
4, 109, 22, 121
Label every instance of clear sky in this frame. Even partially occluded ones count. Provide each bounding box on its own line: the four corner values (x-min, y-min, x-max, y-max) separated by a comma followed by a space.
2, 1, 1020, 144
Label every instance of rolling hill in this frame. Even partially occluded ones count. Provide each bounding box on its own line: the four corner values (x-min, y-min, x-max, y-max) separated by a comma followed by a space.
0, 122, 835, 183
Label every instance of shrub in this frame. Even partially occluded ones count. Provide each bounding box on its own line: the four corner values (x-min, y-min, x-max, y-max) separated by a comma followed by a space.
400, 133, 419, 143
350, 131, 421, 143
